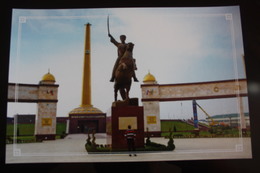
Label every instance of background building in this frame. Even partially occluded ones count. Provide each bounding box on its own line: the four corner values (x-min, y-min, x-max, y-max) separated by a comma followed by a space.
207, 113, 250, 128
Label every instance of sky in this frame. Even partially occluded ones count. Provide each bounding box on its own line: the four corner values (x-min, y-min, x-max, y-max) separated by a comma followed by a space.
7, 6, 249, 120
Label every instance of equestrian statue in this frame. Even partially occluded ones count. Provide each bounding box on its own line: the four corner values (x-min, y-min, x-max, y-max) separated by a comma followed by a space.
107, 15, 139, 101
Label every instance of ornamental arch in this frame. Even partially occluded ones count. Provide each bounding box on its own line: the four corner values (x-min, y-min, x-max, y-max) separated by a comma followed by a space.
8, 72, 59, 141
141, 72, 248, 136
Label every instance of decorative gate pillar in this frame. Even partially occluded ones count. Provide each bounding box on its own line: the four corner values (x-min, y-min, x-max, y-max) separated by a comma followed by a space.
8, 71, 59, 140
141, 72, 161, 136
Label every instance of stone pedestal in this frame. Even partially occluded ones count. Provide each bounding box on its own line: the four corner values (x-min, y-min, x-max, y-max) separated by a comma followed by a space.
107, 103, 144, 150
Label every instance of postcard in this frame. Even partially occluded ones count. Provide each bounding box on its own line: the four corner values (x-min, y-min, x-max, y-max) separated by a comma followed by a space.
6, 6, 252, 163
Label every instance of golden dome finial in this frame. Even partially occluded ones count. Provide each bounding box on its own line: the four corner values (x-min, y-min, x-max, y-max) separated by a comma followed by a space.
41, 69, 56, 84
143, 70, 157, 83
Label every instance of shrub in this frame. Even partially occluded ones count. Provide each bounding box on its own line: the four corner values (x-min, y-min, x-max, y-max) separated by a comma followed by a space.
166, 127, 175, 151
145, 142, 167, 151
145, 127, 152, 146
167, 138, 175, 150
86, 133, 91, 146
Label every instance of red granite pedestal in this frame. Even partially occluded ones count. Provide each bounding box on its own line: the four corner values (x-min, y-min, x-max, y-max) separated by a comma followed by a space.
107, 103, 144, 150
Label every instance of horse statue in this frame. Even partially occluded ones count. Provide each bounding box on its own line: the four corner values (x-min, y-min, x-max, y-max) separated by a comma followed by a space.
114, 42, 135, 101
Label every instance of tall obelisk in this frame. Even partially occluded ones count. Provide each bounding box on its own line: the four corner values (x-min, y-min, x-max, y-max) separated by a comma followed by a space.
69, 23, 106, 134
81, 23, 92, 107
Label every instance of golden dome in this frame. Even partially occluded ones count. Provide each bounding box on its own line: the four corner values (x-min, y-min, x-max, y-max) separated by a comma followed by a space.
69, 105, 103, 115
42, 72, 55, 82
143, 71, 156, 82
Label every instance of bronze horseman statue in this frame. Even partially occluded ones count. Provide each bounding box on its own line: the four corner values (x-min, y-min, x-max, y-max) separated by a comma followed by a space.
108, 34, 139, 83
107, 16, 139, 101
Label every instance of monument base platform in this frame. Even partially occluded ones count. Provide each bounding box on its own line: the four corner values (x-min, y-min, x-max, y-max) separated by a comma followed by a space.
107, 104, 144, 150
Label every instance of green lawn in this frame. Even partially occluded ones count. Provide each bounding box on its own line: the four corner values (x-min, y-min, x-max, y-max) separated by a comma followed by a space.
161, 120, 194, 137
6, 124, 35, 136
56, 123, 67, 135
6, 121, 248, 140
6, 123, 67, 136
161, 121, 194, 131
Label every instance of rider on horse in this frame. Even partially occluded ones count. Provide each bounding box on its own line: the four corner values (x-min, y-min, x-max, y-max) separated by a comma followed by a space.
108, 34, 139, 82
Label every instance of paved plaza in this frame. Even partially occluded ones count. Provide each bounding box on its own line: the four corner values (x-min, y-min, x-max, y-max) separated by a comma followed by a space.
6, 134, 252, 163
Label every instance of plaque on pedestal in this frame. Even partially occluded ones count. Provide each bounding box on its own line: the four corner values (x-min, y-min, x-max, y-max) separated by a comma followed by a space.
106, 104, 144, 150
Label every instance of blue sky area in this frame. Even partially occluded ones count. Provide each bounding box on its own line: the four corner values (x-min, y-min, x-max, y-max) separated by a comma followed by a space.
8, 6, 249, 120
